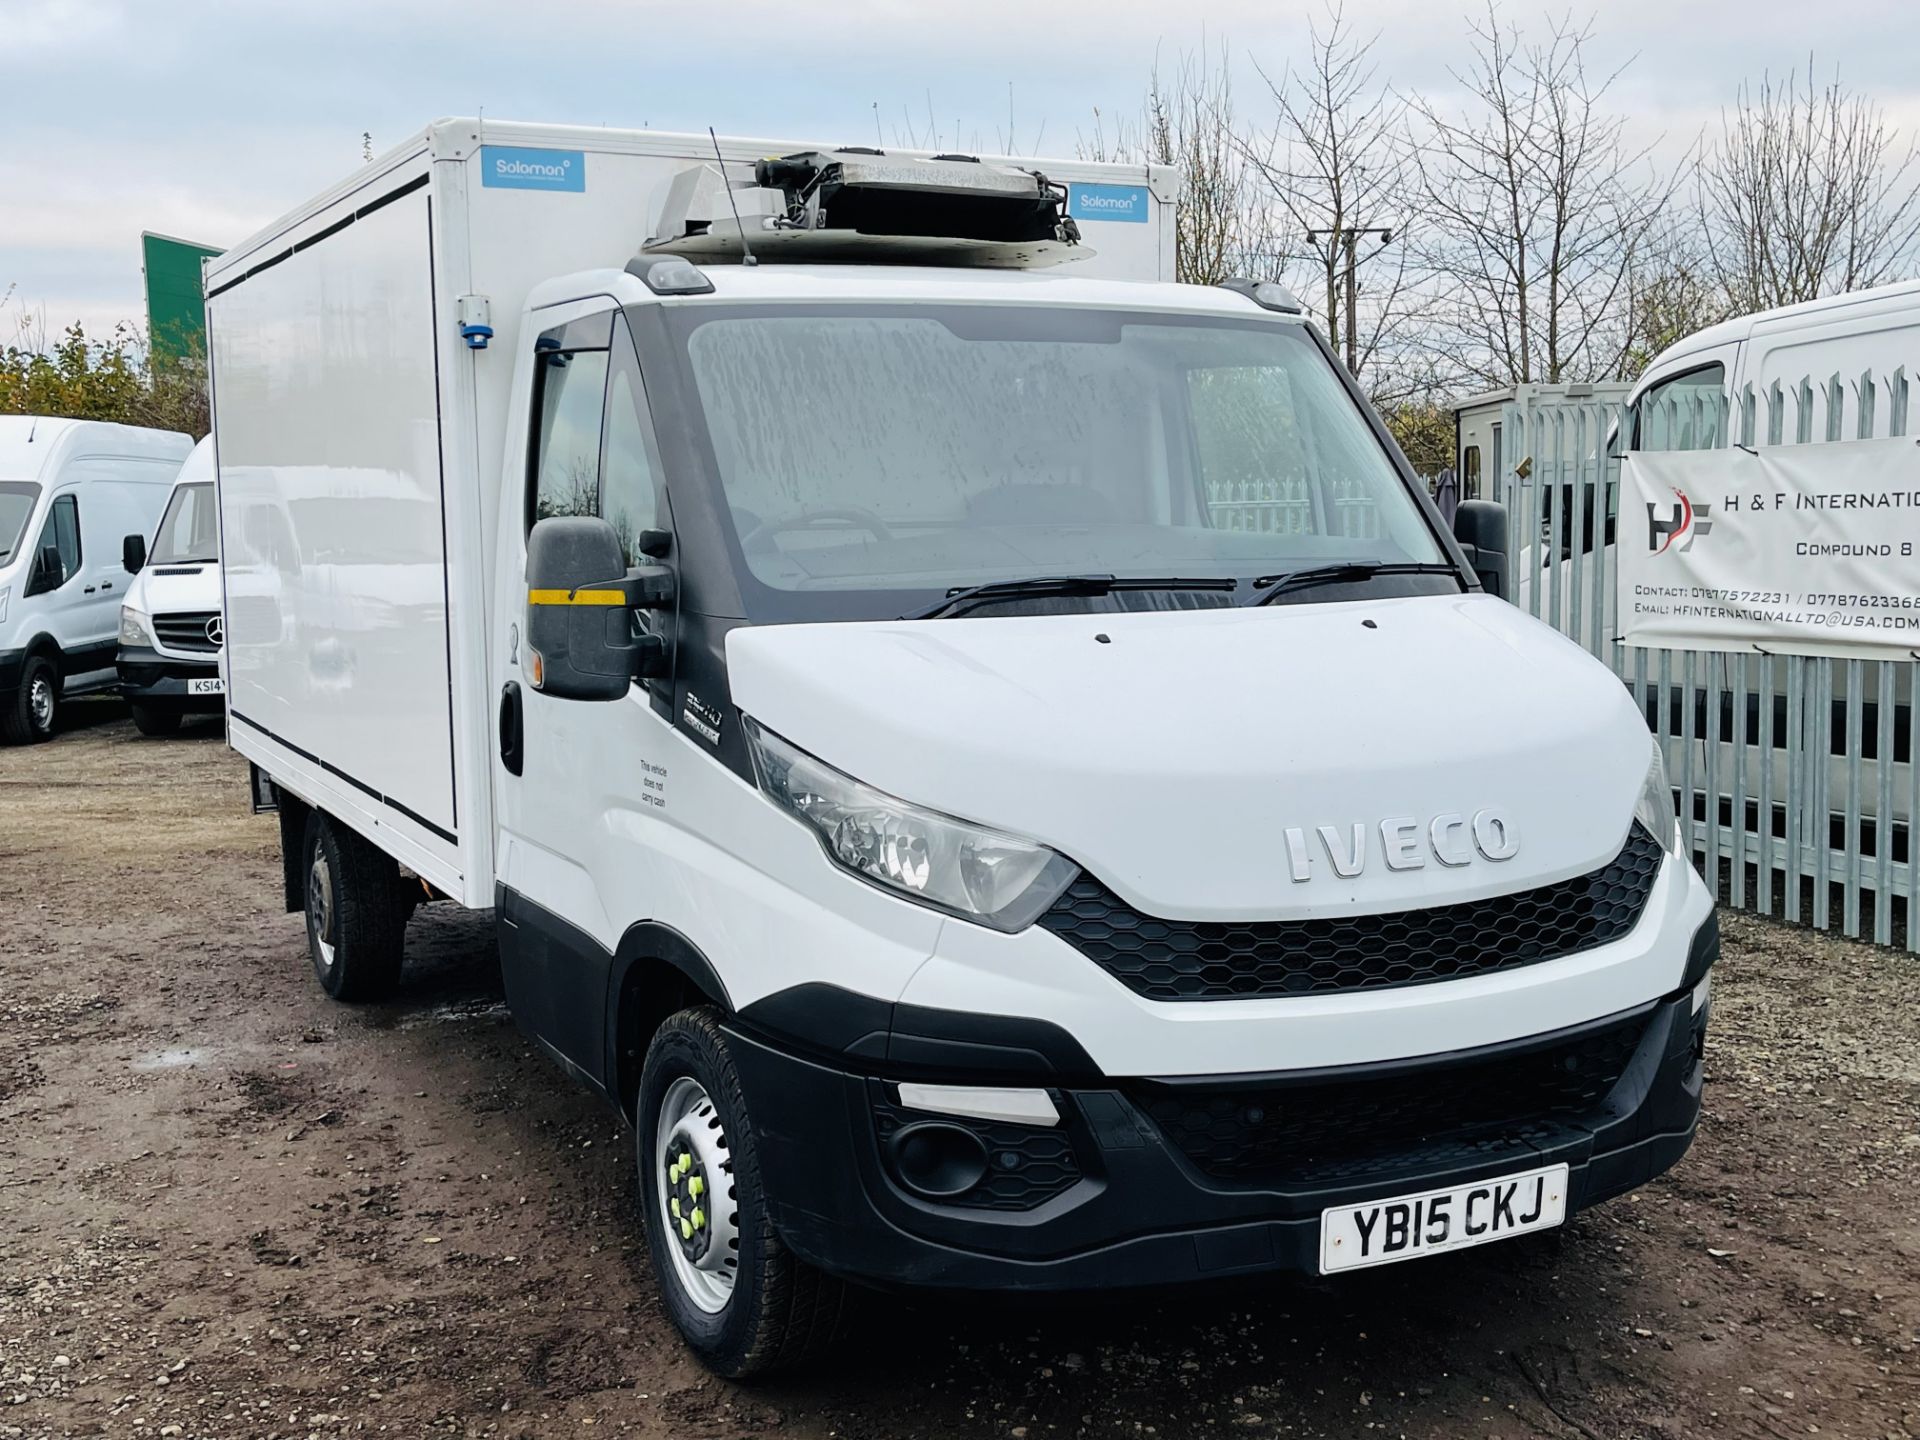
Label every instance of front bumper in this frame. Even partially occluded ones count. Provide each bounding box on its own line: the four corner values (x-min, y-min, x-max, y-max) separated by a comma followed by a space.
728, 918, 1715, 1292
117, 644, 222, 710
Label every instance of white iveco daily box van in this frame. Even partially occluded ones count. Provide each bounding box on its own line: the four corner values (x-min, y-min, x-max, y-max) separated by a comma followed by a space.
0, 417, 190, 743
207, 120, 1717, 1376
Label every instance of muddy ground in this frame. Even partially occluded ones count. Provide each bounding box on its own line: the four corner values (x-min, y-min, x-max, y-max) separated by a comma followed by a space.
2, 703, 1918, 1440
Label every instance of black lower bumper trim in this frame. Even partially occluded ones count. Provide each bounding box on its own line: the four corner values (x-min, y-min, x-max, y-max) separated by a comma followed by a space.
116, 645, 222, 708
726, 991, 1706, 1293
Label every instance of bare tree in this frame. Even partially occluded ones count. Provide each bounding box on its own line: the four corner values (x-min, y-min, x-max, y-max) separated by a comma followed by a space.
1700, 63, 1920, 311
1409, 9, 1670, 387
1245, 6, 1422, 394
1080, 45, 1278, 286
1615, 217, 1732, 377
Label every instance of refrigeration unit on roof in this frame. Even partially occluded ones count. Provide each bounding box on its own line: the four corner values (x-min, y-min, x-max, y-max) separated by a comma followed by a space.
641, 149, 1090, 269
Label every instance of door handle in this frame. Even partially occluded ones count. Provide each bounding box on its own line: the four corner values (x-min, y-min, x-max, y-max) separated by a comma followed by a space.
84, 585, 97, 594
499, 681, 524, 776
101, 581, 113, 591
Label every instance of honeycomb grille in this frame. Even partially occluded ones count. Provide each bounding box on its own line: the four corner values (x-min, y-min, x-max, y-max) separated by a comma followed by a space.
872, 1092, 1082, 1212
1041, 825, 1664, 1002
1129, 1008, 1651, 1187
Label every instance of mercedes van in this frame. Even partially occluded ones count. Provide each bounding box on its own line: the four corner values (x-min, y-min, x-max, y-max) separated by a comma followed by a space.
206, 121, 1717, 1377
0, 417, 191, 743
117, 437, 225, 735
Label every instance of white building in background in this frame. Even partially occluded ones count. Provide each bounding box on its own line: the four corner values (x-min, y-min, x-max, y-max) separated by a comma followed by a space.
1452, 382, 1632, 503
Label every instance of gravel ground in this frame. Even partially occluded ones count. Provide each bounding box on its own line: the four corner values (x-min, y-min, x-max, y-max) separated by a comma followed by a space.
2, 703, 1918, 1440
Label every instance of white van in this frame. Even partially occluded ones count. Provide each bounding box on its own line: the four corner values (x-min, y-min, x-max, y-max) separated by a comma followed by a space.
116, 437, 226, 735
1451, 284, 1920, 633
1621, 281, 1919, 833
1629, 277, 1920, 448
207, 121, 1717, 1377
0, 417, 191, 743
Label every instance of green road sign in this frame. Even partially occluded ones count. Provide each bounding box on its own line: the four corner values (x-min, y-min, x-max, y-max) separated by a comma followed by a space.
142, 232, 223, 365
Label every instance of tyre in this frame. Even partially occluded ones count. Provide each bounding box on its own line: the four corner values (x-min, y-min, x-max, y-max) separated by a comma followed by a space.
302, 811, 409, 1002
1, 654, 59, 745
129, 702, 183, 737
637, 1006, 847, 1377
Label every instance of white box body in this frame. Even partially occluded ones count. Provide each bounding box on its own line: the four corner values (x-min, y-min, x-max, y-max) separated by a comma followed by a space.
205, 120, 1177, 905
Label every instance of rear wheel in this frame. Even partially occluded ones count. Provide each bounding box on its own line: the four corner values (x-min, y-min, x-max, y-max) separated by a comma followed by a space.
302, 812, 410, 1001
129, 702, 183, 737
637, 1007, 847, 1377
1, 654, 58, 745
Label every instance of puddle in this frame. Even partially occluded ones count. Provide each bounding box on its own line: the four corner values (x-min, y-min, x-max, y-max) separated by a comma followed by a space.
393, 999, 512, 1031
132, 1046, 216, 1071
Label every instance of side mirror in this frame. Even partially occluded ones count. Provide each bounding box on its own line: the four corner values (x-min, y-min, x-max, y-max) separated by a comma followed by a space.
1452, 500, 1509, 602
26, 544, 64, 596
525, 516, 674, 701
123, 533, 147, 574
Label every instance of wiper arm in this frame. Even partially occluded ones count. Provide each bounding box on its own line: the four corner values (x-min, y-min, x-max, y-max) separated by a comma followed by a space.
1245, 561, 1461, 607
903, 573, 1238, 621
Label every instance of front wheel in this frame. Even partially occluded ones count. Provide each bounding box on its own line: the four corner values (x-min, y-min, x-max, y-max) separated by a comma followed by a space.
1, 654, 58, 745
129, 702, 183, 737
637, 1007, 847, 1377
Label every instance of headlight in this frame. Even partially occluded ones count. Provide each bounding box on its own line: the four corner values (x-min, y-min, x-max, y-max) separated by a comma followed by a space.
743, 719, 1078, 931
0, 585, 9, 625
1633, 740, 1680, 854
119, 605, 153, 647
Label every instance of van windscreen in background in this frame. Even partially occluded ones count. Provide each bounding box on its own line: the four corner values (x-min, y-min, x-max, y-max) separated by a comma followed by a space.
0, 482, 40, 567
671, 305, 1448, 618
149, 481, 219, 565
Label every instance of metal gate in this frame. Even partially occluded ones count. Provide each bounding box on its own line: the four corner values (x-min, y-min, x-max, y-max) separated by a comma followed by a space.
1500, 379, 1917, 950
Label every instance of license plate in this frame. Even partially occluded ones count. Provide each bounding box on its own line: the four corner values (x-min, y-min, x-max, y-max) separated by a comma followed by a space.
1319, 1162, 1568, 1273
188, 677, 225, 696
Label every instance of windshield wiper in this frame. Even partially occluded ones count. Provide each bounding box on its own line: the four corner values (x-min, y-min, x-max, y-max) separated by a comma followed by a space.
1245, 561, 1461, 607
903, 573, 1238, 620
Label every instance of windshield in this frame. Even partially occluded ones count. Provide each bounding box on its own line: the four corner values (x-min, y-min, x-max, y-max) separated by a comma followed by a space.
0, 482, 40, 567
149, 481, 219, 565
673, 305, 1446, 616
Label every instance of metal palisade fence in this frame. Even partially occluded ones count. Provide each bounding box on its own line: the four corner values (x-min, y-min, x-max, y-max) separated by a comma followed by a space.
1501, 376, 1917, 950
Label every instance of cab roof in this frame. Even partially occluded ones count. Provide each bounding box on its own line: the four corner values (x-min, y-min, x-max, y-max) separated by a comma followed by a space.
1633, 277, 1920, 397
0, 417, 193, 481
533, 263, 1299, 322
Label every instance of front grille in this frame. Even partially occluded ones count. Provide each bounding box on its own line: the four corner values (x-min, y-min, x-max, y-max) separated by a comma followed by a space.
1042, 825, 1664, 1002
1129, 1008, 1651, 1187
872, 1092, 1082, 1212
152, 611, 220, 653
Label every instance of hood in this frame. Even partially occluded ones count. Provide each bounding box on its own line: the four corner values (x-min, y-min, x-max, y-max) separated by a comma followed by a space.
725, 594, 1653, 922
129, 559, 222, 615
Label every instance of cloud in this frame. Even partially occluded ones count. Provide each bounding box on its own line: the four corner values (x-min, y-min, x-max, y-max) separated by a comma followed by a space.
7, 0, 1920, 336
3, 0, 121, 55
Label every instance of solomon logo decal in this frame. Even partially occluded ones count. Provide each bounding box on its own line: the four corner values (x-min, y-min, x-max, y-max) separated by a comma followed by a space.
1646, 489, 1712, 554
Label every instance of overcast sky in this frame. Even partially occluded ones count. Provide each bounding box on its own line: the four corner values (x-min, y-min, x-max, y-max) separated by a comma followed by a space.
4, 0, 1918, 343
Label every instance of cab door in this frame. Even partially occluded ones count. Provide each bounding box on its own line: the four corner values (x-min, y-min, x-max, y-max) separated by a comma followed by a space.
22, 488, 103, 681
491, 301, 680, 1093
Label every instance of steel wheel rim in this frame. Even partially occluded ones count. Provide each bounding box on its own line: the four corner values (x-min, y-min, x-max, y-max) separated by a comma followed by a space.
28, 675, 53, 733
654, 1075, 740, 1314
309, 852, 336, 972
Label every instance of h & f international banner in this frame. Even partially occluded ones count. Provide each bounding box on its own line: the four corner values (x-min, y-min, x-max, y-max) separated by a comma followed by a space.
1618, 440, 1920, 660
